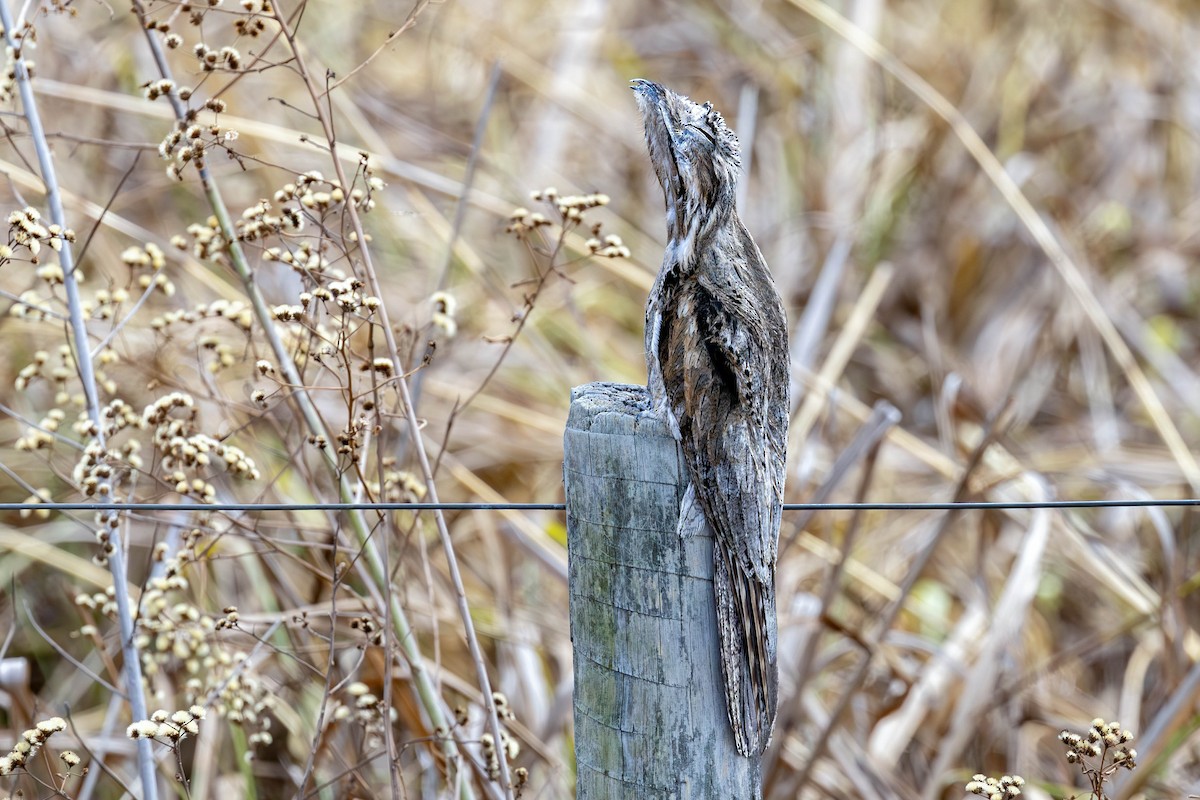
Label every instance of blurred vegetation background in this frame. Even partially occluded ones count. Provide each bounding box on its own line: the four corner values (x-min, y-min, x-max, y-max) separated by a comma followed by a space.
0, 0, 1198, 797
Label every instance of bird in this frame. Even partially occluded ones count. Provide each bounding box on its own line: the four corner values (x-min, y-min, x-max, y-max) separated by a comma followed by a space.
631, 79, 790, 758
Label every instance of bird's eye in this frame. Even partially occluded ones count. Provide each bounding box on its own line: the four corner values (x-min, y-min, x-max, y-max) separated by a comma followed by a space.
687, 124, 717, 146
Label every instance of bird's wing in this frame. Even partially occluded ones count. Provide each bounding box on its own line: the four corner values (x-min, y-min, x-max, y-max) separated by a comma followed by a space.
658, 269, 786, 756
666, 272, 786, 580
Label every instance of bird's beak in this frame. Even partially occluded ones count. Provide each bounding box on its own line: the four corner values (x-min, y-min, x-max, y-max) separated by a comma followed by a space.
630, 78, 660, 96
632, 78, 687, 217
632, 79, 680, 146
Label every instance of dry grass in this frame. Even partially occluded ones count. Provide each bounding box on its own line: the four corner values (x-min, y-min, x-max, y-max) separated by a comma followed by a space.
0, 0, 1198, 798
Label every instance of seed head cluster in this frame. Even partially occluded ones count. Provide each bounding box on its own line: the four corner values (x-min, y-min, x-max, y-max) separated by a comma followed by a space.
263, 240, 324, 271
275, 169, 383, 216
78, 553, 275, 751
537, 188, 610, 222
1059, 718, 1137, 773
126, 706, 206, 742
480, 727, 520, 782
150, 297, 254, 333
0, 716, 67, 776
430, 290, 458, 337
239, 197, 304, 242
17, 487, 52, 519
121, 241, 175, 296
586, 233, 631, 259
3, 206, 75, 263
12, 345, 121, 406
193, 42, 242, 72
14, 405, 64, 454
82, 287, 133, 321
142, 391, 261, 503
0, 44, 35, 104
964, 773, 1024, 799
331, 681, 397, 752
506, 188, 627, 262
156, 97, 240, 181
366, 459, 427, 502
181, 215, 227, 258
478, 692, 522, 782
8, 288, 53, 321
21, 387, 263, 566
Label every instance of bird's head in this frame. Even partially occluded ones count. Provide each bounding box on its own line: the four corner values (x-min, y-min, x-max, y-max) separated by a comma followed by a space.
632, 79, 742, 248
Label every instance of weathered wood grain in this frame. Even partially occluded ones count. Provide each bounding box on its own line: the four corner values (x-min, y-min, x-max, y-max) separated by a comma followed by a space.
565, 381, 760, 799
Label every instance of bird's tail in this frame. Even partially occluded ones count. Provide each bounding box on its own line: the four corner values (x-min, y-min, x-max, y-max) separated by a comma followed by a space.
713, 538, 779, 757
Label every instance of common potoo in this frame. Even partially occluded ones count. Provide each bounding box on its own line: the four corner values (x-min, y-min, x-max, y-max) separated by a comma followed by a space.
632, 79, 789, 758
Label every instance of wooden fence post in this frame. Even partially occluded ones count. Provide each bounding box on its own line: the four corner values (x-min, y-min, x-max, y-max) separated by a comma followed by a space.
564, 381, 761, 798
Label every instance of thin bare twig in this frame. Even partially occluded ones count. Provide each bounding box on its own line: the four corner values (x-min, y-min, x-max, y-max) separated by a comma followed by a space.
23, 601, 125, 696
127, 1, 478, 795
328, 1, 431, 93
410, 60, 502, 456
269, 6, 514, 796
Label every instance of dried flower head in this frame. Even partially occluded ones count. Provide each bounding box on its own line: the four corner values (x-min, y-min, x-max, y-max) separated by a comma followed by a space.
1057, 718, 1138, 794
965, 773, 1024, 799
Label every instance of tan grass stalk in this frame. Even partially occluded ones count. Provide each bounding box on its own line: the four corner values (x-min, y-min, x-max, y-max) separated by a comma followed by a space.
787, 0, 1200, 492
789, 403, 1015, 793
790, 261, 894, 447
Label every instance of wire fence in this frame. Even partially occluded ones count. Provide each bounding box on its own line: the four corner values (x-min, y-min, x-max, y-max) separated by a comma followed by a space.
3, 499, 1200, 513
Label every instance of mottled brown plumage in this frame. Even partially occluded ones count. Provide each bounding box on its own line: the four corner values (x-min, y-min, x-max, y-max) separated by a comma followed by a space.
632, 79, 789, 757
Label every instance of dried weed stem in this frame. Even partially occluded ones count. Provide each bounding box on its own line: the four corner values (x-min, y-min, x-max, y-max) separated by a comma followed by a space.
0, 4, 159, 797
